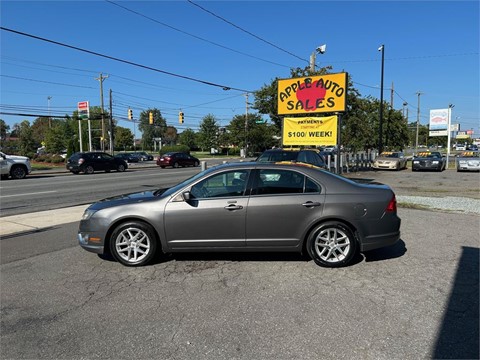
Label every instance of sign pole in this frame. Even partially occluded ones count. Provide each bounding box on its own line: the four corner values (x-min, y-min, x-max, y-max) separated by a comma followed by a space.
78, 119, 83, 152
447, 106, 452, 169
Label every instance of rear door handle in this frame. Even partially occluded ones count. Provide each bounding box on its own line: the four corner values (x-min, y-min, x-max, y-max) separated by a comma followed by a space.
302, 201, 321, 208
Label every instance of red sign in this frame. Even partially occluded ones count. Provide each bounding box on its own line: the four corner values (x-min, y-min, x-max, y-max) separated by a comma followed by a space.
77, 101, 89, 119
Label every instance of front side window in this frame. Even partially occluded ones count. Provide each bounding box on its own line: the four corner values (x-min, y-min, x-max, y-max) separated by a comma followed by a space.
190, 170, 249, 199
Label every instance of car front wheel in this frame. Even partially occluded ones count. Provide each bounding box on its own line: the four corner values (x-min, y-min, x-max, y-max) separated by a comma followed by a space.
109, 221, 158, 266
306, 221, 357, 268
10, 165, 27, 179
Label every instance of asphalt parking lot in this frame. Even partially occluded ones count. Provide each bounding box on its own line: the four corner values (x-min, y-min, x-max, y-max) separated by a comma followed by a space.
1, 166, 479, 359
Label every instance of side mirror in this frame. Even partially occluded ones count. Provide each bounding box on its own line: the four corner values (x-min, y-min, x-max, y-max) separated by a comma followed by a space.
182, 191, 191, 201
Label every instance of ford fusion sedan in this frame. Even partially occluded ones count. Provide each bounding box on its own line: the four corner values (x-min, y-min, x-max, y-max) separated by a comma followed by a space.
412, 151, 446, 171
456, 151, 480, 172
67, 152, 128, 174
372, 151, 407, 171
78, 162, 401, 268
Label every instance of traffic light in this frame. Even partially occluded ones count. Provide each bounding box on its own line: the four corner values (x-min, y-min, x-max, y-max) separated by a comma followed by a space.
179, 111, 184, 124
128, 108, 133, 120
149, 112, 154, 125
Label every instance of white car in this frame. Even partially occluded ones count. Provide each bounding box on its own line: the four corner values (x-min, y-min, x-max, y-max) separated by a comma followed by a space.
456, 151, 480, 172
0, 151, 32, 179
455, 144, 467, 151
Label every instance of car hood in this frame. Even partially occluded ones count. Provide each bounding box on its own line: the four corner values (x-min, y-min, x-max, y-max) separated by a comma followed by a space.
375, 157, 399, 161
4, 154, 29, 161
89, 190, 162, 211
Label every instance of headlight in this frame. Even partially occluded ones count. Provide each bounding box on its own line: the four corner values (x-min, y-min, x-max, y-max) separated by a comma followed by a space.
413, 160, 419, 164
81, 209, 97, 220
432, 161, 439, 164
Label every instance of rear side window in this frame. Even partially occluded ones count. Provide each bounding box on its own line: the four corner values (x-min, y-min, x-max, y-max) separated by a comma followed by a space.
253, 169, 321, 195
257, 151, 298, 162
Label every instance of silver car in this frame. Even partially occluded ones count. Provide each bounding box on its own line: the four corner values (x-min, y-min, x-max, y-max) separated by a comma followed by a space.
78, 163, 401, 268
372, 151, 407, 171
456, 151, 480, 172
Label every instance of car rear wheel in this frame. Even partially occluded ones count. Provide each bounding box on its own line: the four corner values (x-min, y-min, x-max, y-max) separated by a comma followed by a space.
109, 221, 158, 266
172, 162, 179, 168
117, 164, 126, 172
194, 161, 199, 167
10, 165, 27, 179
306, 221, 357, 268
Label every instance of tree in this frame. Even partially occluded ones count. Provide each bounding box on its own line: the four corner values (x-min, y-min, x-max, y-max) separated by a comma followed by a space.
138, 108, 166, 150
197, 114, 219, 151
45, 124, 67, 154
226, 114, 278, 153
163, 126, 178, 146
15, 120, 35, 156
115, 126, 134, 151
178, 128, 197, 150
0, 119, 10, 141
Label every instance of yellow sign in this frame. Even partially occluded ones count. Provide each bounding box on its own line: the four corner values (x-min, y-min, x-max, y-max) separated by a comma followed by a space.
277, 73, 347, 115
282, 116, 337, 146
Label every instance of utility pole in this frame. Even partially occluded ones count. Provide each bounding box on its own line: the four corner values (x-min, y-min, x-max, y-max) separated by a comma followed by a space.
244, 93, 249, 158
96, 73, 109, 151
47, 96, 52, 128
109, 89, 114, 155
415, 91, 423, 153
378, 44, 385, 154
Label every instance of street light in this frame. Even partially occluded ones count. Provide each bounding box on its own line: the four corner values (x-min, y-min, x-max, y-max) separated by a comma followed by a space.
309, 44, 326, 73
378, 45, 385, 154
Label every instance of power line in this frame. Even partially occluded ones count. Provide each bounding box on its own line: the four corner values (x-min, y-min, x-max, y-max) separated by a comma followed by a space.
186, 0, 309, 64
0, 26, 253, 93
105, 1, 293, 69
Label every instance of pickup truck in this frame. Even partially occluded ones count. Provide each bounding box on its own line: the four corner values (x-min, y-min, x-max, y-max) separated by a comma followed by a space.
0, 151, 32, 179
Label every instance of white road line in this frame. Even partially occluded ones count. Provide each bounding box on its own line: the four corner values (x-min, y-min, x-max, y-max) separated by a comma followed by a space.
0, 190, 57, 198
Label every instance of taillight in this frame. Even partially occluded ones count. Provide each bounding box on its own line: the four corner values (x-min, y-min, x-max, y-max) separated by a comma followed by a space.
386, 194, 397, 213
78, 158, 85, 165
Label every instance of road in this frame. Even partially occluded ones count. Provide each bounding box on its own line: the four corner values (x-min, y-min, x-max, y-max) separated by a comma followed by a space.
1, 209, 478, 359
0, 159, 237, 217
1, 162, 479, 359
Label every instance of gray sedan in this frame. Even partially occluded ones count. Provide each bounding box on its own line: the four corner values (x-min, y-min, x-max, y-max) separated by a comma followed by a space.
78, 163, 401, 268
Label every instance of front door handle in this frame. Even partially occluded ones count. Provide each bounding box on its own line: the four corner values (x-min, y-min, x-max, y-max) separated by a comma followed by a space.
302, 201, 321, 208
224, 204, 244, 211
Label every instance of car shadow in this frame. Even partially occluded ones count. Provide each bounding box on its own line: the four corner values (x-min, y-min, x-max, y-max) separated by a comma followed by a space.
362, 239, 407, 263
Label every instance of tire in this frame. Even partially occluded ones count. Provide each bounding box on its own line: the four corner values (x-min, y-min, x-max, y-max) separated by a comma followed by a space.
71, 171, 80, 175
117, 164, 126, 172
10, 165, 27, 179
194, 161, 199, 167
172, 162, 179, 168
109, 221, 158, 266
160, 166, 165, 169
84, 165, 94, 174
1, 174, 8, 180
306, 221, 357, 268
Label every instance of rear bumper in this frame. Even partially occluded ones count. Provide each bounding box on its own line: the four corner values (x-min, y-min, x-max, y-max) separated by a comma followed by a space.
360, 231, 401, 252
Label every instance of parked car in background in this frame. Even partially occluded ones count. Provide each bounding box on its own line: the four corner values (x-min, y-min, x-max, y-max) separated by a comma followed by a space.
0, 151, 32, 180
134, 151, 154, 161
67, 152, 128, 174
115, 153, 140, 163
455, 144, 467, 151
412, 151, 446, 172
256, 148, 327, 169
156, 152, 200, 168
78, 162, 401, 268
372, 151, 407, 171
466, 144, 478, 151
456, 151, 480, 172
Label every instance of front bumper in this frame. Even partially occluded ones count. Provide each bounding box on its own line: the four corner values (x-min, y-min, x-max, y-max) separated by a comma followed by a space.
412, 161, 443, 170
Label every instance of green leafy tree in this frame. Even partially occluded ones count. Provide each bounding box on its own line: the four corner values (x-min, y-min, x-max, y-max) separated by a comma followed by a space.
0, 119, 10, 141
138, 108, 166, 150
178, 128, 197, 150
226, 114, 278, 153
15, 120, 35, 155
115, 126, 134, 151
45, 126, 65, 153
197, 114, 219, 151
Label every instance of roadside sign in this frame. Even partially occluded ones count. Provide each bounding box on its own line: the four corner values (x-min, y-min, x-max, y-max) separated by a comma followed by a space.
77, 101, 89, 119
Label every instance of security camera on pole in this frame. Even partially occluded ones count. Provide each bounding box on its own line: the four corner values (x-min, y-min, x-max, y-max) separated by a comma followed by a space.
310, 44, 326, 73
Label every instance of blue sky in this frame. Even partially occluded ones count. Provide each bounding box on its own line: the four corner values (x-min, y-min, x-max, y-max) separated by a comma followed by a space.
1, 0, 479, 140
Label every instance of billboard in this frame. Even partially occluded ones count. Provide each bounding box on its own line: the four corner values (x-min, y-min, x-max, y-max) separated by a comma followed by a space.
277, 73, 347, 115
77, 101, 90, 120
282, 116, 337, 146
429, 108, 448, 136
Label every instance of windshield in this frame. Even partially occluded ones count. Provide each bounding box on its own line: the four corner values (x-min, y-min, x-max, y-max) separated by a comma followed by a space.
155, 167, 216, 198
